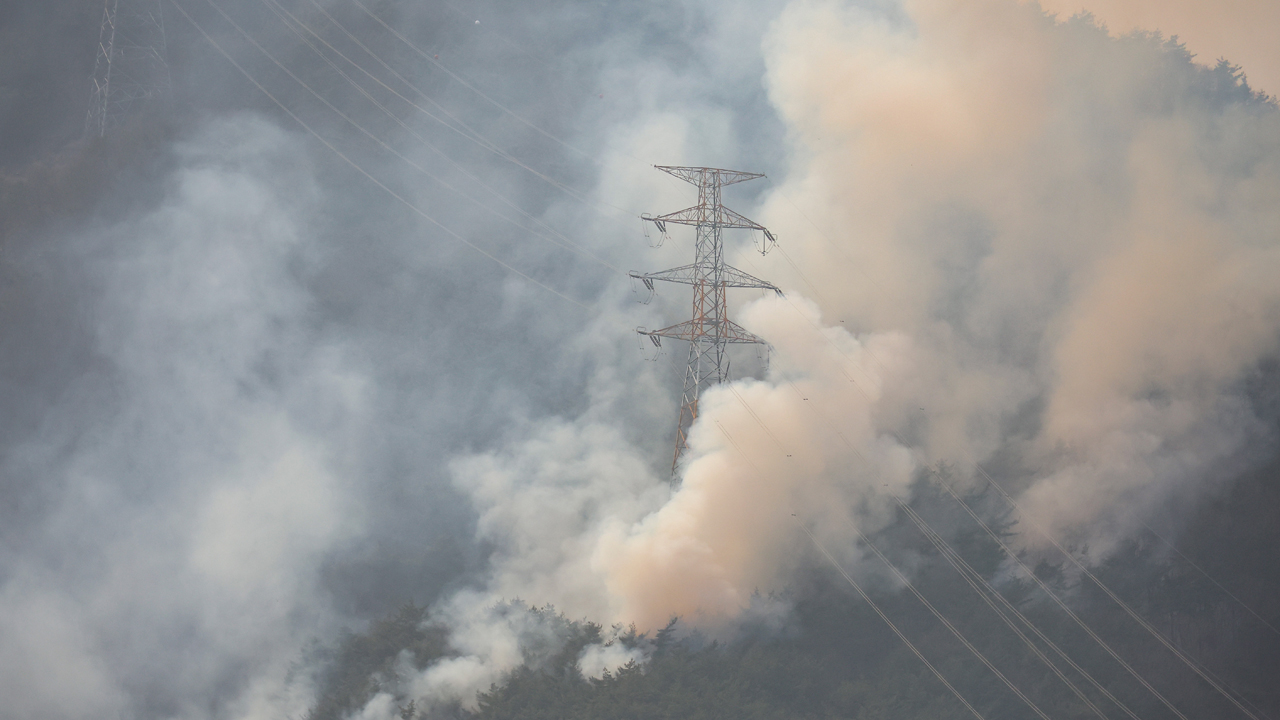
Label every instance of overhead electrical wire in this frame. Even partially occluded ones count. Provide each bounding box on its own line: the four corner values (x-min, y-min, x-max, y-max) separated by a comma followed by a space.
715, 348, 1266, 720
1136, 518, 1280, 639
347, 0, 595, 165
747, 360, 1139, 720
724, 384, 790, 456
167, 0, 589, 311
729, 342, 1193, 719
720, 379, 1116, 720
934, 474, 1196, 720
796, 518, 991, 720
171, 2, 1269, 713
433, 0, 684, 185
850, 519, 1057, 720
724, 361, 1137, 720
764, 325, 1203, 719
969, 463, 1265, 720
711, 421, 988, 720
306, 0, 639, 220
893, 500, 1133, 720
734, 254, 1263, 720
753, 178, 1277, 699
259, 0, 621, 273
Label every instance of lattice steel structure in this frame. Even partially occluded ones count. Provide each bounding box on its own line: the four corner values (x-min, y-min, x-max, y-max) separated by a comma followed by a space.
633, 166, 782, 473
86, 0, 171, 139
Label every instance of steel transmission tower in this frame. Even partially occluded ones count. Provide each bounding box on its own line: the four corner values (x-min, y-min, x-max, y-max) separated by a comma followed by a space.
633, 166, 783, 473
86, 0, 171, 138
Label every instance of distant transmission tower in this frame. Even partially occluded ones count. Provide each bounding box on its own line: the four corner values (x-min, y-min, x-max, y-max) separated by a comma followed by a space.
633, 166, 782, 473
86, 0, 171, 138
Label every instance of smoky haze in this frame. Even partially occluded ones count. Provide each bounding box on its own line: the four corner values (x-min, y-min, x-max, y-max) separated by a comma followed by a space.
0, 0, 1277, 719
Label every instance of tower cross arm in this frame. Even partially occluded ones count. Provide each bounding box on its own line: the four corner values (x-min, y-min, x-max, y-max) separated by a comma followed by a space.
639, 318, 769, 345
654, 165, 765, 187
629, 264, 782, 295
649, 203, 771, 231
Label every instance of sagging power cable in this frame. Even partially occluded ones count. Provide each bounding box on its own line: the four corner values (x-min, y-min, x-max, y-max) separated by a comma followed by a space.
796, 519, 990, 720
711, 421, 989, 720
261, 0, 621, 273
168, 0, 589, 311
758, 289, 1255, 719
715, 403, 1064, 720
309, 0, 638, 220
894, 500, 1133, 720
723, 355, 1134, 720
735, 338, 1189, 717
1137, 519, 1280, 639
971, 463, 1265, 720
850, 520, 1056, 720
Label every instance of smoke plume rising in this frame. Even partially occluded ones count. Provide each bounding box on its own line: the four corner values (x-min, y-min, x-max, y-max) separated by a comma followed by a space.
365, 0, 1280, 711
3, 0, 1279, 717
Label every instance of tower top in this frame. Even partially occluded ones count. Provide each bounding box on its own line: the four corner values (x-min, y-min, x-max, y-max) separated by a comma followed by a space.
654, 165, 766, 188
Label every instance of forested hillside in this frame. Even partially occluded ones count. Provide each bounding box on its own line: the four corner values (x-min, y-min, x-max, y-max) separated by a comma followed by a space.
306, 448, 1280, 720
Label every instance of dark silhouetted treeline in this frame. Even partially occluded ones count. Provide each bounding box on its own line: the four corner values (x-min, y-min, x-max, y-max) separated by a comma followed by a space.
305, 444, 1280, 720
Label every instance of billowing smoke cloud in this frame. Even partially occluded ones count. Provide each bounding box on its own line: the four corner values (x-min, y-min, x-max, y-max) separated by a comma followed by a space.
404, 1, 1280, 706
760, 0, 1280, 559
5, 0, 1279, 717
0, 115, 363, 719
447, 297, 916, 630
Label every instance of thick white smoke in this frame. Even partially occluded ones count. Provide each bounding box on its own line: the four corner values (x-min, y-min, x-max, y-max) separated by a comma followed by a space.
0, 115, 364, 720
760, 0, 1280, 558
389, 0, 1280, 712
33, 1, 1263, 718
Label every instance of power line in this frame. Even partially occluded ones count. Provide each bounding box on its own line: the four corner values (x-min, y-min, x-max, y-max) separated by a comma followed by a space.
712, 362, 1134, 720
935, 475, 1193, 720
1138, 518, 1280, 639
308, 0, 638, 220
758, 170, 1270, 717
260, 0, 621, 273
716, 404, 993, 717
761, 339, 1193, 718
894, 500, 1131, 720
747, 270, 1260, 718
851, 519, 1056, 720
167, 0, 589, 311
794, 519, 989, 720
719, 349, 1137, 720
756, 357, 1138, 720
348, 0, 595, 167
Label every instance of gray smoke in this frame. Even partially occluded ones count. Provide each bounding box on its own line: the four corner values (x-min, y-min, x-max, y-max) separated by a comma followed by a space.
2, 0, 1278, 718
